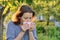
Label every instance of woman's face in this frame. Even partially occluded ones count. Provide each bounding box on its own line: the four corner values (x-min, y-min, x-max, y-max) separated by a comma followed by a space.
20, 12, 33, 23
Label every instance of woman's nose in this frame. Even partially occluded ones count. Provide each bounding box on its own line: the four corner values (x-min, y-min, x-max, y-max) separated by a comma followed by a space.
26, 19, 31, 22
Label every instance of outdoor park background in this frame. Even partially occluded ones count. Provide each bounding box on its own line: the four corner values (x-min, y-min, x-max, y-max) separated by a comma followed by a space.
0, 0, 60, 40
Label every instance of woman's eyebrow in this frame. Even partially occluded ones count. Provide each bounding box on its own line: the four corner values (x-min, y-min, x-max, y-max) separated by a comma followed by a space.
24, 17, 28, 19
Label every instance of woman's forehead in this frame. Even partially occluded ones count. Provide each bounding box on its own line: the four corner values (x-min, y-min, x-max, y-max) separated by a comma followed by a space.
22, 12, 33, 17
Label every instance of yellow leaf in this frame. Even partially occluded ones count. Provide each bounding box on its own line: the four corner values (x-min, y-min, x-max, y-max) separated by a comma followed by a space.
2, 5, 9, 15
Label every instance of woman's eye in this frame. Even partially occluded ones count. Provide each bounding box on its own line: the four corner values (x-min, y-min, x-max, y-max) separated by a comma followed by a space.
24, 17, 32, 19
29, 17, 31, 19
24, 17, 28, 19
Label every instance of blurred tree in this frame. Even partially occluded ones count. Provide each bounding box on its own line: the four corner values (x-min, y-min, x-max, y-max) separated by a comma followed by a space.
0, 0, 60, 40
0, 0, 60, 26
31, 0, 60, 25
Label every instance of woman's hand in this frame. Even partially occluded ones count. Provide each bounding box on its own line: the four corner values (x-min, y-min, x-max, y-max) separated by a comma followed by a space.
29, 22, 35, 32
28, 22, 36, 40
21, 23, 29, 32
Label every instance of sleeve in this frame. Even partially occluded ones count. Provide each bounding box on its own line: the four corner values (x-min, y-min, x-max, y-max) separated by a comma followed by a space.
32, 26, 38, 40
6, 21, 15, 40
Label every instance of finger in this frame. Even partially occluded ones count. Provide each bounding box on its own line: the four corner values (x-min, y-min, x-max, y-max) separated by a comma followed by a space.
23, 23, 29, 29
26, 24, 29, 29
30, 24, 35, 29
25, 23, 29, 27
22, 26, 27, 31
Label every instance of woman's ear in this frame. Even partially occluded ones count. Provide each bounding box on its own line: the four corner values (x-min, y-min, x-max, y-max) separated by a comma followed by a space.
32, 16, 36, 22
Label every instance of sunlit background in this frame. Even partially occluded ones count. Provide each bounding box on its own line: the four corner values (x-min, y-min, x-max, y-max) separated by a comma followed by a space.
0, 0, 60, 40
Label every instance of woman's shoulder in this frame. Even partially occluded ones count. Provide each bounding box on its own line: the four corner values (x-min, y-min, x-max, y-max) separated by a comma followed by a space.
7, 20, 20, 28
8, 20, 14, 25
7, 20, 17, 27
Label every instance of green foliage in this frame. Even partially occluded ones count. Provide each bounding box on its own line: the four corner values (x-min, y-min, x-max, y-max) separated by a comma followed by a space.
1, 0, 60, 40
0, 0, 60, 24
26, 0, 33, 5
36, 21, 60, 40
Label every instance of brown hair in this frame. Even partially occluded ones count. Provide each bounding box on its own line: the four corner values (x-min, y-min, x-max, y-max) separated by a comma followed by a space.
12, 5, 35, 25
